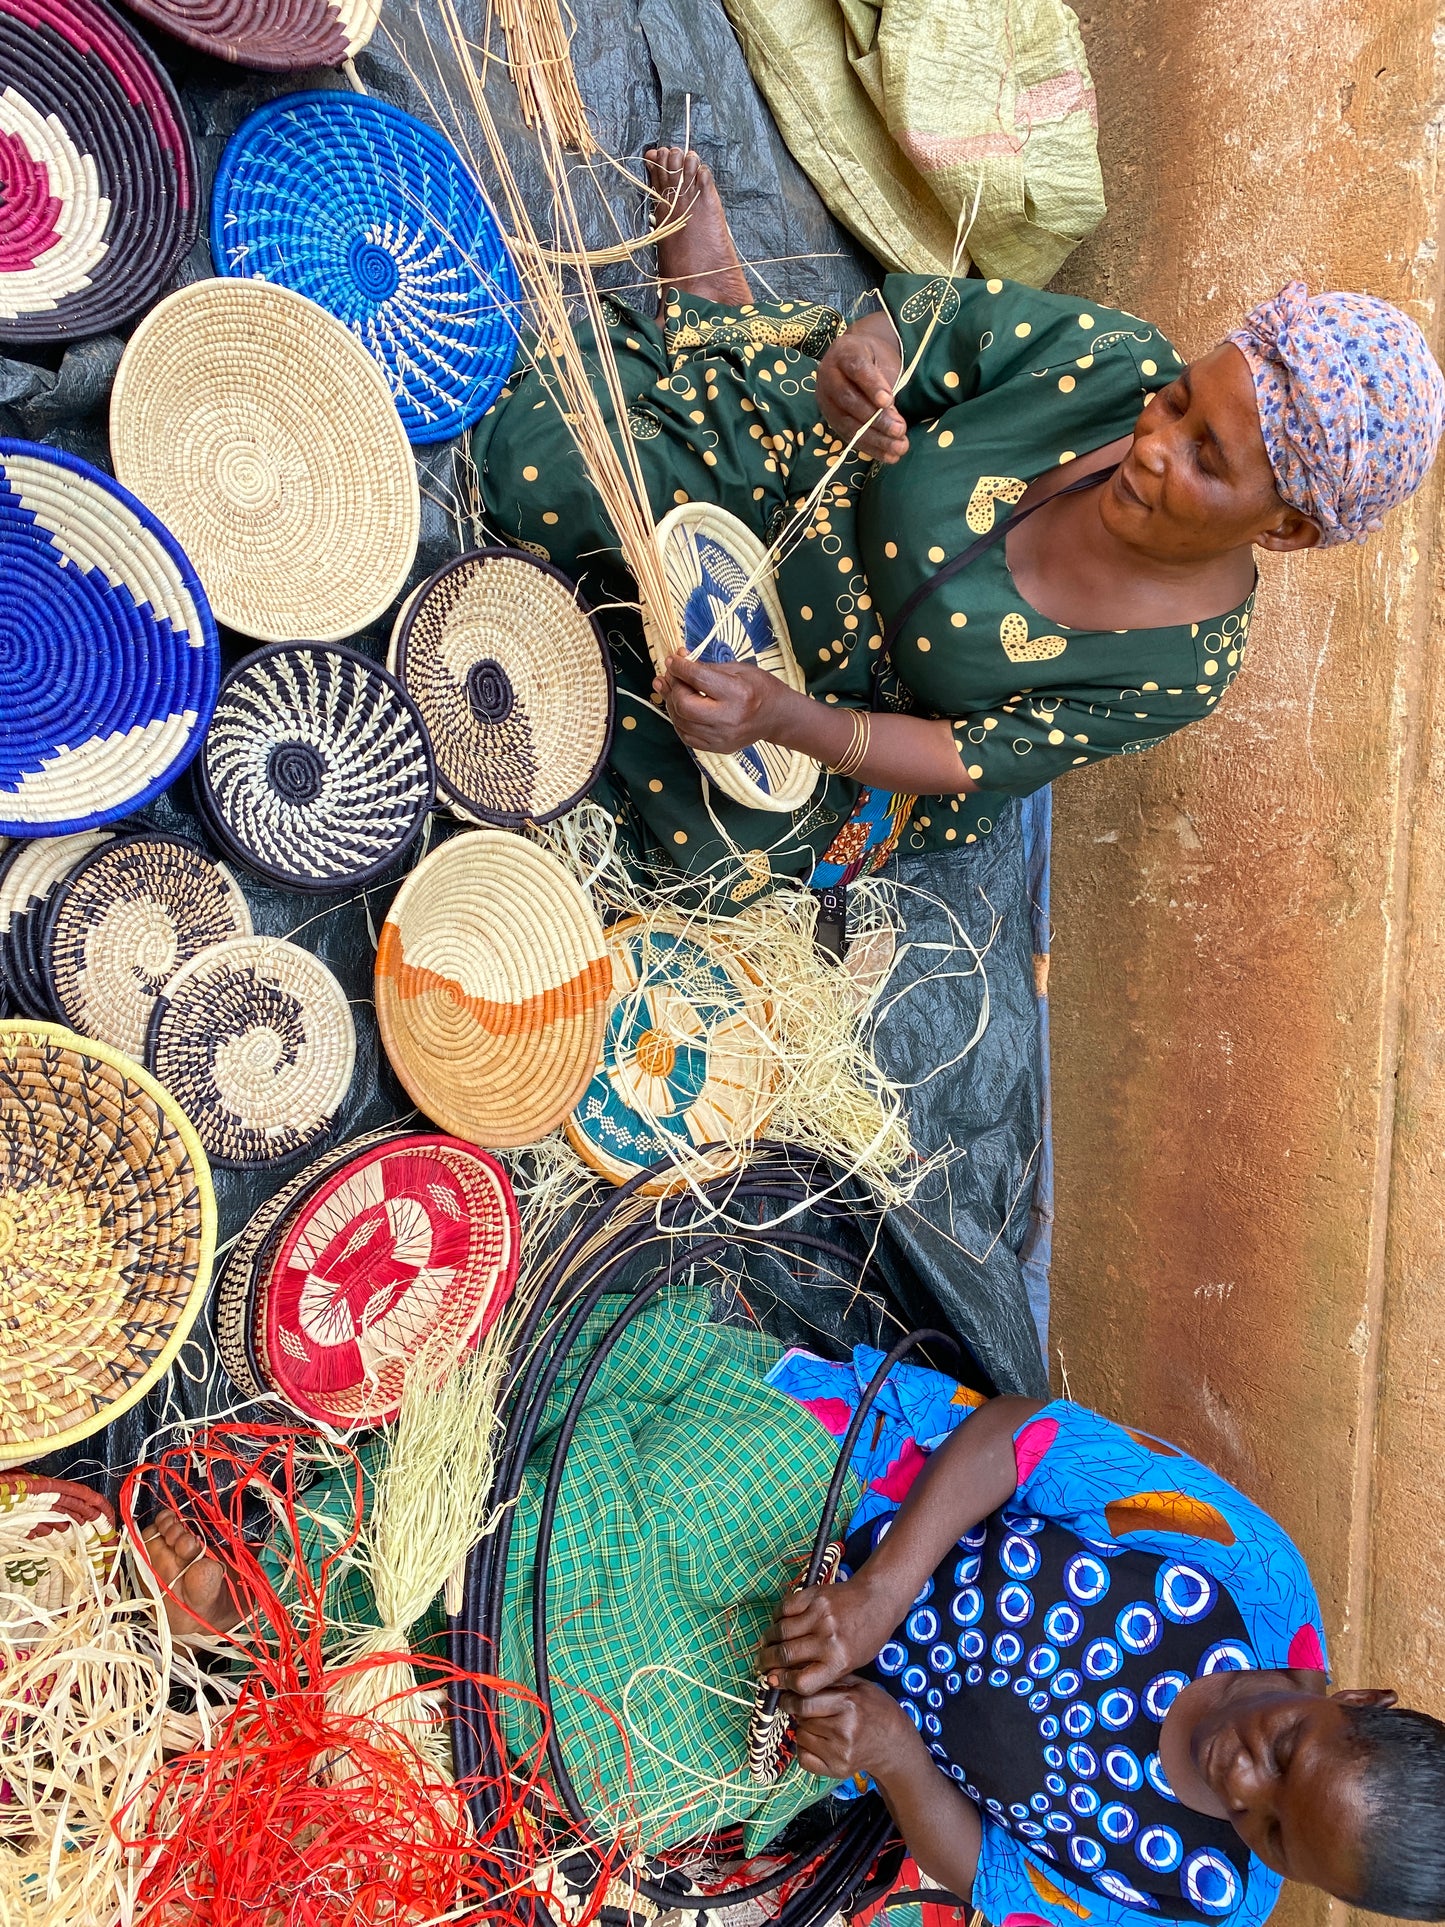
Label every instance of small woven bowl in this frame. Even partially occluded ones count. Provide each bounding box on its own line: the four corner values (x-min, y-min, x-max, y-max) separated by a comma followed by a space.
109, 280, 419, 644
213, 93, 521, 445
0, 1021, 215, 1463
255, 1133, 519, 1428
566, 914, 777, 1191
42, 832, 252, 1060
374, 830, 611, 1149
389, 549, 614, 828
0, 1472, 120, 1616
145, 935, 356, 1169
0, 831, 120, 1020
0, 439, 219, 835
654, 501, 818, 814
0, 0, 197, 345
113, 0, 378, 70
194, 643, 435, 893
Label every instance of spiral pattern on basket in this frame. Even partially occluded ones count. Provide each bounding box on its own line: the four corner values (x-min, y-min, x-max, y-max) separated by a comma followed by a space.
0, 441, 219, 837
111, 0, 379, 71
213, 93, 521, 443
0, 0, 197, 344
145, 937, 356, 1167
198, 645, 434, 890
0, 831, 115, 1019
44, 835, 252, 1059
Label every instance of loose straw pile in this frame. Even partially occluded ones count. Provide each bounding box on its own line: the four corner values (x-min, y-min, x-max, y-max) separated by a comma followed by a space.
494, 0, 595, 155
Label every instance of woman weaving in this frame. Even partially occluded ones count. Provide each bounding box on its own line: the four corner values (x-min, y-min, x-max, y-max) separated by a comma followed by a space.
473, 150, 1443, 904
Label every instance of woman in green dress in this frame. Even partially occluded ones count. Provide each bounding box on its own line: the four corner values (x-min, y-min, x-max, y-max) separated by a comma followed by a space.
473, 149, 1443, 909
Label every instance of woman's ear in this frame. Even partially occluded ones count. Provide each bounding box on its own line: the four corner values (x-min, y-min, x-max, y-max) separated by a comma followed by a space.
1331, 1687, 1399, 1710
1256, 507, 1323, 553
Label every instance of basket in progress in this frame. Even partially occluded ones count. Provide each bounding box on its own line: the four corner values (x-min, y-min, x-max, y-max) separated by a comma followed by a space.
0, 0, 197, 344
374, 830, 611, 1148
389, 550, 613, 828
213, 93, 521, 444
0, 1473, 120, 1618
114, 0, 378, 72
654, 501, 818, 814
109, 280, 419, 643
145, 935, 356, 1168
0, 1022, 215, 1462
42, 832, 251, 1059
195, 643, 435, 892
566, 914, 776, 1190
0, 439, 219, 835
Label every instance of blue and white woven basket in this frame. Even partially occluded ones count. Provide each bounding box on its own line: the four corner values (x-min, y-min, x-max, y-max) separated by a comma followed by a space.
212, 92, 522, 445
0, 439, 218, 837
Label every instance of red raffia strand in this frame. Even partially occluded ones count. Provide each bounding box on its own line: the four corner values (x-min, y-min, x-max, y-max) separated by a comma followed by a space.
115, 1426, 620, 1927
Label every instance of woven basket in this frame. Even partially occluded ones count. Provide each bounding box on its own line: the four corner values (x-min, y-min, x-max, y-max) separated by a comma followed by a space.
255, 1134, 519, 1428
42, 833, 252, 1060
0, 1472, 120, 1619
566, 914, 777, 1191
213, 93, 521, 445
0, 440, 219, 835
0, 0, 197, 346
389, 550, 614, 828
145, 935, 356, 1168
0, 1022, 215, 1462
194, 643, 435, 893
374, 830, 611, 1149
653, 501, 818, 814
0, 831, 119, 1020
114, 0, 377, 70
109, 280, 419, 644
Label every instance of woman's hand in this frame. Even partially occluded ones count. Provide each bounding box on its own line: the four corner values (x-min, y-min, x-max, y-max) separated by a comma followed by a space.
786, 1677, 921, 1781
817, 312, 909, 463
653, 654, 797, 754
759, 1575, 899, 1697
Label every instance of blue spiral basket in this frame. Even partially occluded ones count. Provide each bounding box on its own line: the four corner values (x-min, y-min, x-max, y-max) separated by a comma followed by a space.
212, 92, 522, 445
0, 439, 219, 839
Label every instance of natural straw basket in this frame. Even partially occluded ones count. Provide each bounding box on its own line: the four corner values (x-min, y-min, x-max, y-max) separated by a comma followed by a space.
388, 549, 613, 828
145, 935, 356, 1168
0, 831, 120, 1020
213, 93, 521, 445
0, 1473, 119, 1617
113, 0, 378, 71
109, 280, 419, 644
256, 1133, 519, 1428
42, 832, 252, 1060
194, 643, 435, 893
374, 830, 611, 1149
0, 1022, 215, 1463
565, 914, 777, 1191
654, 501, 819, 814
0, 0, 197, 345
0, 439, 219, 835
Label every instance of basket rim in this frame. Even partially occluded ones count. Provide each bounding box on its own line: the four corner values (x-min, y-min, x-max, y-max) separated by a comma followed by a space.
195, 639, 436, 894
107, 0, 378, 72
392, 547, 615, 829
0, 1020, 216, 1464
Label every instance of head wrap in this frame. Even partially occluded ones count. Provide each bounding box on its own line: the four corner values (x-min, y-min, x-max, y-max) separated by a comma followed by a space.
1228, 281, 1445, 546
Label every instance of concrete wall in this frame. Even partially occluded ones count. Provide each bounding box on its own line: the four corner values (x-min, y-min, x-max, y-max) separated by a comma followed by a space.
1046, 5, 1444, 1923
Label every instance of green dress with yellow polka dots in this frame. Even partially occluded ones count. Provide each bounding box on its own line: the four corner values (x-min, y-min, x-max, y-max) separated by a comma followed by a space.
471, 274, 1254, 903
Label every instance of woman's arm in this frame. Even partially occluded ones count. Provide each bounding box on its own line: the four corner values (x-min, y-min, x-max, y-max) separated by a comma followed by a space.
653, 655, 979, 796
789, 1677, 984, 1898
761, 1394, 1043, 1696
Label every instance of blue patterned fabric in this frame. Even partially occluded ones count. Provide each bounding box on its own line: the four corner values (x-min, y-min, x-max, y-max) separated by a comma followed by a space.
213, 93, 521, 444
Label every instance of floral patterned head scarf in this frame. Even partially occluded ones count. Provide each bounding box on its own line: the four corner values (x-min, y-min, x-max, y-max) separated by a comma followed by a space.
1228, 281, 1444, 546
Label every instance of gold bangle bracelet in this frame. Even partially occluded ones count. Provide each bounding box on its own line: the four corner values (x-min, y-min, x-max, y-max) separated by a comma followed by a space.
828, 709, 871, 779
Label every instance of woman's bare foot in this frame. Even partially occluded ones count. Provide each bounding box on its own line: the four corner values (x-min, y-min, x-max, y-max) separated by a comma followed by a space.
645, 146, 751, 311
140, 1507, 247, 1638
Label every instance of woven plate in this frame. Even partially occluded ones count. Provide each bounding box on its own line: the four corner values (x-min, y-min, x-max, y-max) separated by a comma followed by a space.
374, 830, 610, 1149
0, 1471, 119, 1617
0, 439, 219, 835
0, 0, 197, 346
194, 643, 435, 893
0, 831, 118, 1019
566, 915, 776, 1190
257, 1134, 519, 1427
654, 502, 818, 814
213, 93, 520, 445
389, 550, 613, 828
109, 280, 419, 644
145, 935, 356, 1168
114, 0, 377, 70
42, 833, 252, 1060
0, 1022, 214, 1462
